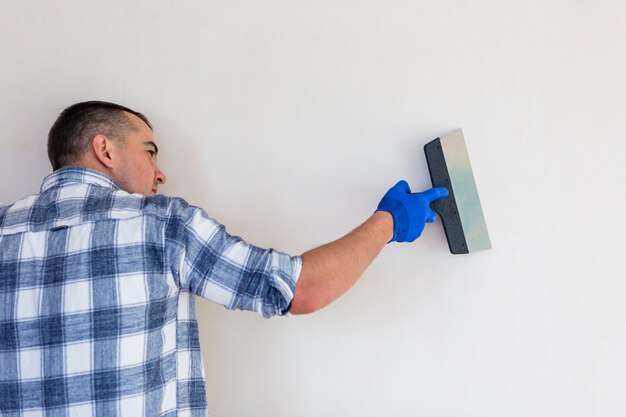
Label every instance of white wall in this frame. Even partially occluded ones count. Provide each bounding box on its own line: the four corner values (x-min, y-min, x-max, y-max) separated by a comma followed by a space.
2, 1, 626, 416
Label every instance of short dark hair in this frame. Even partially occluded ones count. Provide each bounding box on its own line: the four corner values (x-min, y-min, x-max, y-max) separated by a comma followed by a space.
47, 101, 152, 171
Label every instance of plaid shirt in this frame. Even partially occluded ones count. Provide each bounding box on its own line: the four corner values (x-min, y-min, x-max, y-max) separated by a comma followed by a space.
0, 167, 301, 417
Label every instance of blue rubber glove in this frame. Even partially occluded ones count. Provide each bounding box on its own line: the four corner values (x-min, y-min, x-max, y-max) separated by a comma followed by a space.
376, 180, 449, 243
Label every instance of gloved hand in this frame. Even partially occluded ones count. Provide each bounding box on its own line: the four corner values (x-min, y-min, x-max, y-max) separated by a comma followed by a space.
376, 180, 449, 243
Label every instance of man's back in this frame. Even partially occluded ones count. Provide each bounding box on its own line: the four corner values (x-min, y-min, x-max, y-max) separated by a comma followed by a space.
0, 167, 300, 416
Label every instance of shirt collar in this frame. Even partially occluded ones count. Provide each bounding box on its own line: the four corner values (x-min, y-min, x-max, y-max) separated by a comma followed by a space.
40, 167, 121, 192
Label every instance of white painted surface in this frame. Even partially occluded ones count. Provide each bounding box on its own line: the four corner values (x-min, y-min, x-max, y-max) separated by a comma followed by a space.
1, 1, 625, 416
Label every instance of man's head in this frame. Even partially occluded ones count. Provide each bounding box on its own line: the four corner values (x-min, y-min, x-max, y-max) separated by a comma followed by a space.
48, 101, 167, 196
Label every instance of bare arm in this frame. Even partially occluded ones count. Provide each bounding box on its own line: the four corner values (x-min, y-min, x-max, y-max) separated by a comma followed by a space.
288, 181, 448, 315
289, 211, 394, 315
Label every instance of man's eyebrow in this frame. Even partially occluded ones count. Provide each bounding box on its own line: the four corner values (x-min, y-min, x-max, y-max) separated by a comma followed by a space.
144, 141, 159, 154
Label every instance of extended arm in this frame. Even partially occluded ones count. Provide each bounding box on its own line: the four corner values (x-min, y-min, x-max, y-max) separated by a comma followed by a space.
289, 181, 448, 315
290, 211, 393, 314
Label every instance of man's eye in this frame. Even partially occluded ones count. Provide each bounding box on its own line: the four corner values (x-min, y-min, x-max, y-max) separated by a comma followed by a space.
148, 151, 155, 157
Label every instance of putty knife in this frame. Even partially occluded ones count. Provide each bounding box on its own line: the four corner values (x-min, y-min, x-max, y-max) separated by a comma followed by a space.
424, 129, 491, 254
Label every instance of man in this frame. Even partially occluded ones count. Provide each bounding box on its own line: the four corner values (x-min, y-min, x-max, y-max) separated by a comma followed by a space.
0, 101, 448, 416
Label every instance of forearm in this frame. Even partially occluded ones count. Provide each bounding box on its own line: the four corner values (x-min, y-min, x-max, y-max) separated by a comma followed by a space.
289, 211, 393, 315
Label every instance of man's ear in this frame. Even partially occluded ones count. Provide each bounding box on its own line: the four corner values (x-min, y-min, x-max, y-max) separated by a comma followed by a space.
92, 134, 115, 169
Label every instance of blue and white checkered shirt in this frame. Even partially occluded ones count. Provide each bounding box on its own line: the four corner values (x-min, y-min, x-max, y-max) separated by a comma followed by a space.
0, 167, 302, 417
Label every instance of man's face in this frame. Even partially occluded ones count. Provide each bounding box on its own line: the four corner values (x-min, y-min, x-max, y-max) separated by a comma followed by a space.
110, 112, 167, 196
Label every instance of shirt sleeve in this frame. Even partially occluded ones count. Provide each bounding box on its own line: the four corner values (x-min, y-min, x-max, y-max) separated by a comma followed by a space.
164, 197, 302, 318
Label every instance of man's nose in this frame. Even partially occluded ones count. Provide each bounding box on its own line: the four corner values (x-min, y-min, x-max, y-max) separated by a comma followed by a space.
155, 169, 167, 185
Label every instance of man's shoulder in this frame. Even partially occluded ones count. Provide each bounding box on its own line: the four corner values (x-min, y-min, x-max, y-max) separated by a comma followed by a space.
0, 193, 39, 234
0, 185, 200, 236
71, 188, 200, 225
138, 194, 195, 218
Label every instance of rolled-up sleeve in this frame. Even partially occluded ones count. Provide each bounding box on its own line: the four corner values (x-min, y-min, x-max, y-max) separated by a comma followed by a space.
164, 197, 302, 318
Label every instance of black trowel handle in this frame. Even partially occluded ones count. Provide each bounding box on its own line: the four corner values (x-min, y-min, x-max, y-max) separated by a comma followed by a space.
424, 138, 469, 254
